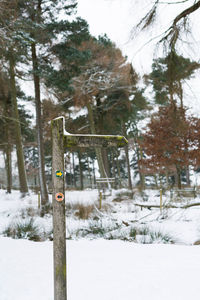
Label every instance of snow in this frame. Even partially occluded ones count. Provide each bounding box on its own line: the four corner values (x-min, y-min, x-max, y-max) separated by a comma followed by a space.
1, 188, 200, 244
1, 237, 200, 300
1, 188, 200, 299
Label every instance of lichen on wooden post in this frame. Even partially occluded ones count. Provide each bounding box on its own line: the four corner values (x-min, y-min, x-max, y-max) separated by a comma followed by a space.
51, 117, 66, 300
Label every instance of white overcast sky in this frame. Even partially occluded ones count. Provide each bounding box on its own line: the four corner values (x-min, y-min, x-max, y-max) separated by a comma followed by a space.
77, 0, 200, 73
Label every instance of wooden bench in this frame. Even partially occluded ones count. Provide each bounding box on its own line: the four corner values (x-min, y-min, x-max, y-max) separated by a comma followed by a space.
171, 187, 196, 200
96, 178, 116, 197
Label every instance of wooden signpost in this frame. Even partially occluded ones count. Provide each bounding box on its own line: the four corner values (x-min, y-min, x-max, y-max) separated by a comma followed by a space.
51, 116, 128, 300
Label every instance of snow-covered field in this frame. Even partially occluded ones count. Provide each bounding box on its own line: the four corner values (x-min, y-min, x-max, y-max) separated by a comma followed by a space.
1, 188, 200, 300
1, 237, 200, 300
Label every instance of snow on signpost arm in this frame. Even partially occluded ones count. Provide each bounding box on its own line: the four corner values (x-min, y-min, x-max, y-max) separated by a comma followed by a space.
51, 116, 128, 300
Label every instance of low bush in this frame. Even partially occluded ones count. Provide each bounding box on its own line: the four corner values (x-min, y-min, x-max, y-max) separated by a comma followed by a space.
74, 204, 94, 219
132, 226, 174, 244
74, 220, 121, 238
3, 218, 52, 242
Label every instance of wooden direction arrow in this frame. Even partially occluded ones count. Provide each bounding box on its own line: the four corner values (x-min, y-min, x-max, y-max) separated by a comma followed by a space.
64, 134, 127, 148
53, 116, 128, 148
51, 116, 128, 300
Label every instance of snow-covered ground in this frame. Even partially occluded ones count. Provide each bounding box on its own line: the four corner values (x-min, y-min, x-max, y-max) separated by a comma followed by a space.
1, 188, 200, 244
1, 237, 200, 300
1, 188, 200, 300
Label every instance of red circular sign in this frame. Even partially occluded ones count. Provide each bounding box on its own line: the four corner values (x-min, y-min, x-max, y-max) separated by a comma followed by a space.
55, 192, 64, 202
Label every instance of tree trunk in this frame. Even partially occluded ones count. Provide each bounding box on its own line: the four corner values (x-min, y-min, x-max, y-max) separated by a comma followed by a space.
116, 153, 122, 189
124, 144, 132, 190
86, 156, 92, 187
5, 146, 12, 193
176, 166, 182, 189
78, 150, 84, 190
72, 152, 76, 188
122, 123, 132, 190
101, 148, 111, 178
9, 53, 28, 195
186, 166, 190, 186
153, 175, 158, 189
137, 145, 145, 190
165, 171, 170, 189
92, 158, 96, 187
4, 97, 12, 193
69, 153, 72, 187
86, 102, 107, 178
31, 43, 48, 206
111, 150, 117, 189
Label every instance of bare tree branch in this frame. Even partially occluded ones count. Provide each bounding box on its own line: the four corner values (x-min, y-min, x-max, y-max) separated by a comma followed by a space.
132, 0, 200, 50
159, 0, 190, 4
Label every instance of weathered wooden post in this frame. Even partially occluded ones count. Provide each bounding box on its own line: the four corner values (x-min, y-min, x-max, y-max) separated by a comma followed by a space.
52, 117, 66, 300
51, 116, 128, 300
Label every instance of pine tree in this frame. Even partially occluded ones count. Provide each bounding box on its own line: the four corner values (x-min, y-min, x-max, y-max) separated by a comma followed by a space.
0, 1, 30, 195
9, 0, 89, 206
146, 53, 200, 106
61, 36, 138, 179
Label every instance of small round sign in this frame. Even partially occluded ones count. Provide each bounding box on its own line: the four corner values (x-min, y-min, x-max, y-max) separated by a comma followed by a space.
55, 192, 64, 202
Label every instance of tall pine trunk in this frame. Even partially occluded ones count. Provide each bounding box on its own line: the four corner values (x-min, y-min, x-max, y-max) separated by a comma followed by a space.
175, 166, 182, 189
78, 150, 84, 190
86, 156, 92, 187
186, 166, 190, 186
86, 102, 107, 178
31, 43, 48, 206
122, 123, 132, 190
116, 153, 122, 189
72, 152, 77, 188
92, 159, 96, 186
9, 53, 28, 195
4, 96, 12, 193
101, 148, 111, 178
4, 142, 12, 193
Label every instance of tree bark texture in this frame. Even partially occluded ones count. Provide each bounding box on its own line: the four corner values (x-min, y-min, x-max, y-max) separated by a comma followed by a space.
122, 124, 132, 190
5, 146, 12, 193
86, 102, 107, 178
9, 53, 28, 195
78, 150, 84, 190
4, 98, 12, 193
31, 43, 48, 205
175, 166, 182, 189
72, 152, 76, 188
116, 154, 122, 189
52, 118, 67, 300
101, 148, 111, 178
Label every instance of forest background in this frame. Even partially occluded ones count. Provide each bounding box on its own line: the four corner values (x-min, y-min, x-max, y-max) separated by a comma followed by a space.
1, 0, 200, 212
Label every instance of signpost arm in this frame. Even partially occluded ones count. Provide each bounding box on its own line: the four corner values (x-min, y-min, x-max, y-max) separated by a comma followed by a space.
52, 117, 67, 300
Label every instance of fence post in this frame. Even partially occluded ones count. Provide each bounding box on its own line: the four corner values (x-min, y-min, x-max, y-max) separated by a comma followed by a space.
51, 118, 66, 300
